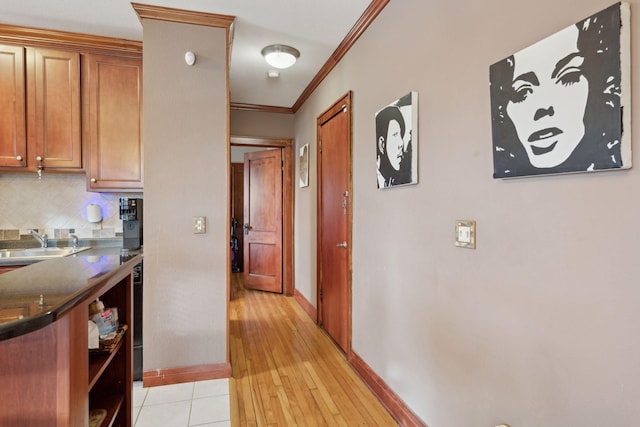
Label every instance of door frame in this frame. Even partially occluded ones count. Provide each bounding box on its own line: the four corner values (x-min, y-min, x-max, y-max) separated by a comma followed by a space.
316, 92, 353, 353
230, 135, 294, 297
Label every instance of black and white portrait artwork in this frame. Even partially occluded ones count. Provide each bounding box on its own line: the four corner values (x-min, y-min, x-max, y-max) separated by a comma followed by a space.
376, 91, 418, 188
490, 2, 631, 179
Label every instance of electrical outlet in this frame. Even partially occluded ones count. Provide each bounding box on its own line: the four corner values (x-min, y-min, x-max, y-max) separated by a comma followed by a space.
193, 216, 206, 234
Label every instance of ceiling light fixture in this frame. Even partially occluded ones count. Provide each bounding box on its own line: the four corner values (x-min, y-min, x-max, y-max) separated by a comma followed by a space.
261, 44, 300, 69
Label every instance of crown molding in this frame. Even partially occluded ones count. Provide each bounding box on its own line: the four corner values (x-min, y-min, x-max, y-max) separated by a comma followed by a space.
291, 0, 389, 112
131, 3, 235, 29
0, 23, 141, 55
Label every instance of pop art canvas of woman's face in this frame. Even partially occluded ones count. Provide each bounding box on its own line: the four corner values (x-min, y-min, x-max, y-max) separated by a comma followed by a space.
489, 2, 631, 179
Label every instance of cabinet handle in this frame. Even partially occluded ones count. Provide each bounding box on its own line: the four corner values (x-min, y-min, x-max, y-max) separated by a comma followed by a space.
16, 155, 23, 161
35, 156, 43, 179
91, 178, 97, 183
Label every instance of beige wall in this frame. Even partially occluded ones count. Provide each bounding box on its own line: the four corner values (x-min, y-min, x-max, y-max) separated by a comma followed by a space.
230, 145, 273, 163
293, 0, 640, 425
230, 109, 294, 138
142, 20, 229, 371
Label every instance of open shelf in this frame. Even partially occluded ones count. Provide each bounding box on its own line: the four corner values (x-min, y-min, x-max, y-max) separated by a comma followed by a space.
90, 394, 124, 427
88, 326, 127, 391
88, 276, 133, 426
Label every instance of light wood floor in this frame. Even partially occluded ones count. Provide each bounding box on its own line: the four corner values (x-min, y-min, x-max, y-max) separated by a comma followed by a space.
229, 273, 398, 426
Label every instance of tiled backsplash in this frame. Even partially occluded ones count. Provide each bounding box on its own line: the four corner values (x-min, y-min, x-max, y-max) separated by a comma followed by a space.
0, 173, 142, 240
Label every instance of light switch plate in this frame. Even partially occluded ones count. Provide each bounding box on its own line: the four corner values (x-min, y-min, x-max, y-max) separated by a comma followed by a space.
193, 216, 206, 234
455, 220, 476, 249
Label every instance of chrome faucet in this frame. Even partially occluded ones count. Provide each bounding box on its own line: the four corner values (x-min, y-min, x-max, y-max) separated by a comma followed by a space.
70, 234, 79, 249
28, 229, 48, 248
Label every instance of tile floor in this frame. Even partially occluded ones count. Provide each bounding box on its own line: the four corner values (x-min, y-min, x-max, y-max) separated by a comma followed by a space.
133, 379, 231, 427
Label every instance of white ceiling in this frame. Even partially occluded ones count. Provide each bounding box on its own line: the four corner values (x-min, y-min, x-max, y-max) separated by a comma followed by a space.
0, 0, 373, 109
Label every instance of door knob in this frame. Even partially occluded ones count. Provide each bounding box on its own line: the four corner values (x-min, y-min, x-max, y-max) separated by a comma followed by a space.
336, 241, 347, 248
243, 223, 250, 235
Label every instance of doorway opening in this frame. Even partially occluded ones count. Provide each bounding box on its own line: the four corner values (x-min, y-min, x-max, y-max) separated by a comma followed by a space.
229, 136, 294, 296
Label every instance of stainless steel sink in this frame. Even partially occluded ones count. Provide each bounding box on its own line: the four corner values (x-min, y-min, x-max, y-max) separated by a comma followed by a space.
0, 250, 25, 259
0, 246, 91, 260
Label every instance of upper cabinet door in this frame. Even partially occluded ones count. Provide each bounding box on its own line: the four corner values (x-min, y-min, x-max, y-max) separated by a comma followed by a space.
0, 44, 27, 167
84, 53, 143, 191
26, 47, 82, 169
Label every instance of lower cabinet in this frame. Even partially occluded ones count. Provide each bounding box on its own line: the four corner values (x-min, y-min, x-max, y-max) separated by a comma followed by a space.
0, 265, 24, 275
0, 306, 26, 323
0, 270, 133, 426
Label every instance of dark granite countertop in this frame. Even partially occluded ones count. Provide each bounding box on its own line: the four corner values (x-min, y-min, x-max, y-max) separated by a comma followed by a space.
0, 246, 142, 341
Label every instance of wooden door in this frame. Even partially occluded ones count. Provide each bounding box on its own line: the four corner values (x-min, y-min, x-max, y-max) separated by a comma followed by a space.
27, 47, 81, 169
0, 44, 26, 168
243, 149, 283, 293
317, 92, 352, 353
84, 53, 143, 191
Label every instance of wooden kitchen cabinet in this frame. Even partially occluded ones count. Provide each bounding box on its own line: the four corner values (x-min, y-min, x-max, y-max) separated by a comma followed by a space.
84, 53, 143, 192
0, 44, 26, 167
0, 254, 137, 426
28, 47, 82, 169
0, 44, 82, 171
0, 265, 25, 275
0, 306, 27, 323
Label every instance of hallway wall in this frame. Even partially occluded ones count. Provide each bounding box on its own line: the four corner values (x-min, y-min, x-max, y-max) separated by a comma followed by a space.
293, 0, 640, 425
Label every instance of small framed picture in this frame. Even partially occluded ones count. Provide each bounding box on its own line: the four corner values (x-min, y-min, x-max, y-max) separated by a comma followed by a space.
299, 144, 309, 188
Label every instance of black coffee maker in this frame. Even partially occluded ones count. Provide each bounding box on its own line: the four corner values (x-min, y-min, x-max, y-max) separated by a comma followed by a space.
120, 198, 143, 250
